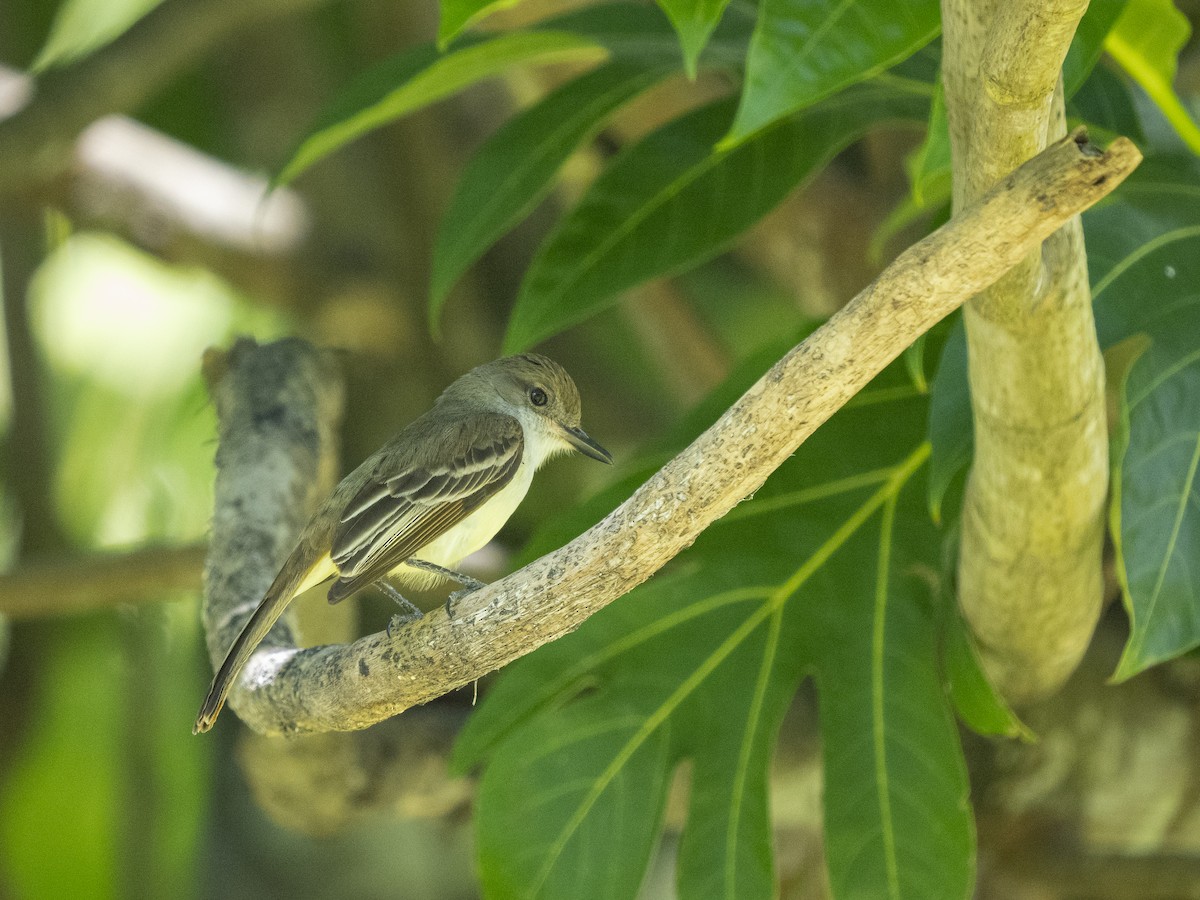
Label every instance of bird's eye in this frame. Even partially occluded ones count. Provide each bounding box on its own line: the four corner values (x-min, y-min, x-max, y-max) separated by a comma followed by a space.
529, 387, 548, 407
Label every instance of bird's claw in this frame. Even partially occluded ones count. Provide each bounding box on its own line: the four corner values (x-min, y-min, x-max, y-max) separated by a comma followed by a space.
444, 584, 481, 619
378, 581, 423, 637
386, 610, 422, 638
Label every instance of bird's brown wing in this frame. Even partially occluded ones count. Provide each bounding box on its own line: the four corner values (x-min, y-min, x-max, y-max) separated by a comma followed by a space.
326, 413, 523, 603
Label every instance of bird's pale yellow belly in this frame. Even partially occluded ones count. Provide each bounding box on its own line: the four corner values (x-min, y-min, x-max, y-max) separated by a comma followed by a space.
392, 458, 536, 582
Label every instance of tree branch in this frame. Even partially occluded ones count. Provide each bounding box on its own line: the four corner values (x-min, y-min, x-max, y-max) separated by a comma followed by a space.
942, 0, 1106, 702
200, 130, 1141, 736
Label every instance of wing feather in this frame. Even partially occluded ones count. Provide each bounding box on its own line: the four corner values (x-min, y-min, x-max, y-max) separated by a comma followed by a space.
327, 414, 523, 603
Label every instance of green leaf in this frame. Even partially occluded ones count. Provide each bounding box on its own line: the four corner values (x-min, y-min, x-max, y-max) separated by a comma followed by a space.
504, 82, 929, 352
654, 0, 735, 77
926, 317, 969, 524
723, 0, 940, 146
1068, 60, 1146, 146
905, 79, 951, 210
429, 62, 670, 331
458, 365, 972, 899
942, 609, 1033, 740
438, 0, 522, 48
276, 32, 607, 185
810, 458, 974, 900
32, 0, 164, 71
1086, 156, 1200, 678
1104, 0, 1200, 154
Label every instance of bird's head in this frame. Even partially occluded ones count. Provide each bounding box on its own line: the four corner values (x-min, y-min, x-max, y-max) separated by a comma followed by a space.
445, 354, 613, 464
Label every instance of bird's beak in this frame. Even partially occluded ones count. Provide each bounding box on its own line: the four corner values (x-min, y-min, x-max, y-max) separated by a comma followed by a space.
559, 424, 613, 464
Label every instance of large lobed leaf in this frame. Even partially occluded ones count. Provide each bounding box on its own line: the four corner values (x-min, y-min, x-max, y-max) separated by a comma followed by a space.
455, 365, 973, 899
503, 81, 930, 352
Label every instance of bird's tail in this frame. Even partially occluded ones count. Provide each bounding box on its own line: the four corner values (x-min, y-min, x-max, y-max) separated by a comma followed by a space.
193, 552, 334, 734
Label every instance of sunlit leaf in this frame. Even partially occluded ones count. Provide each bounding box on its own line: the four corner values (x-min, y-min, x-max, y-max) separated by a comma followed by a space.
654, 0, 735, 76
1104, 0, 1200, 153
438, 0, 522, 48
458, 365, 972, 899
429, 62, 671, 330
32, 0, 164, 71
504, 82, 929, 352
723, 0, 939, 145
276, 32, 607, 185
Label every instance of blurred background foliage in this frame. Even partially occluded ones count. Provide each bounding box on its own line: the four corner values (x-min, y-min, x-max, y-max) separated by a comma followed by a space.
0, 0, 1198, 897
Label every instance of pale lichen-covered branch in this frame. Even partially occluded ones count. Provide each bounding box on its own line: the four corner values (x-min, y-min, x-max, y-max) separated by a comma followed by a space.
200, 339, 469, 833
942, 0, 1107, 702
199, 132, 1140, 736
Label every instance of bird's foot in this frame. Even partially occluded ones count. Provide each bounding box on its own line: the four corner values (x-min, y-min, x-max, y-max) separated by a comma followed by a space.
403, 559, 487, 620
445, 584, 484, 619
378, 582, 423, 637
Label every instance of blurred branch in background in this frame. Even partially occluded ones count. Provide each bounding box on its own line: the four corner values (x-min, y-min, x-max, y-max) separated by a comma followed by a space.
0, 544, 206, 619
0, 205, 61, 558
0, 0, 331, 194
0, 65, 311, 309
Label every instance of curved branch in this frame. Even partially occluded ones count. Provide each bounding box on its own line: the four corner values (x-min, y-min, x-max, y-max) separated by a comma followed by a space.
201, 131, 1141, 736
942, 0, 1106, 702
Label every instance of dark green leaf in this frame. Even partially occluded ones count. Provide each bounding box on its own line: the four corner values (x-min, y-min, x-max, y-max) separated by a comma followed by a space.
276, 32, 606, 185
430, 62, 670, 330
1086, 156, 1200, 678
504, 82, 929, 352
1068, 62, 1145, 145
1062, 0, 1129, 96
927, 317, 969, 523
724, 0, 939, 145
942, 610, 1033, 740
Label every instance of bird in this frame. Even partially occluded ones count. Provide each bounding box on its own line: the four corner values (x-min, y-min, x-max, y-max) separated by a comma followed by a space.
194, 353, 611, 733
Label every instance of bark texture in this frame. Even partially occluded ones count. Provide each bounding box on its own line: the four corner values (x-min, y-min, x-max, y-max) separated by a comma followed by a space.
942, 0, 1108, 702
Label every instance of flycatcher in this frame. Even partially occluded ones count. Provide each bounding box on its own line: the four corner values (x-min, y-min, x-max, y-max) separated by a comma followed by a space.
194, 353, 611, 734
